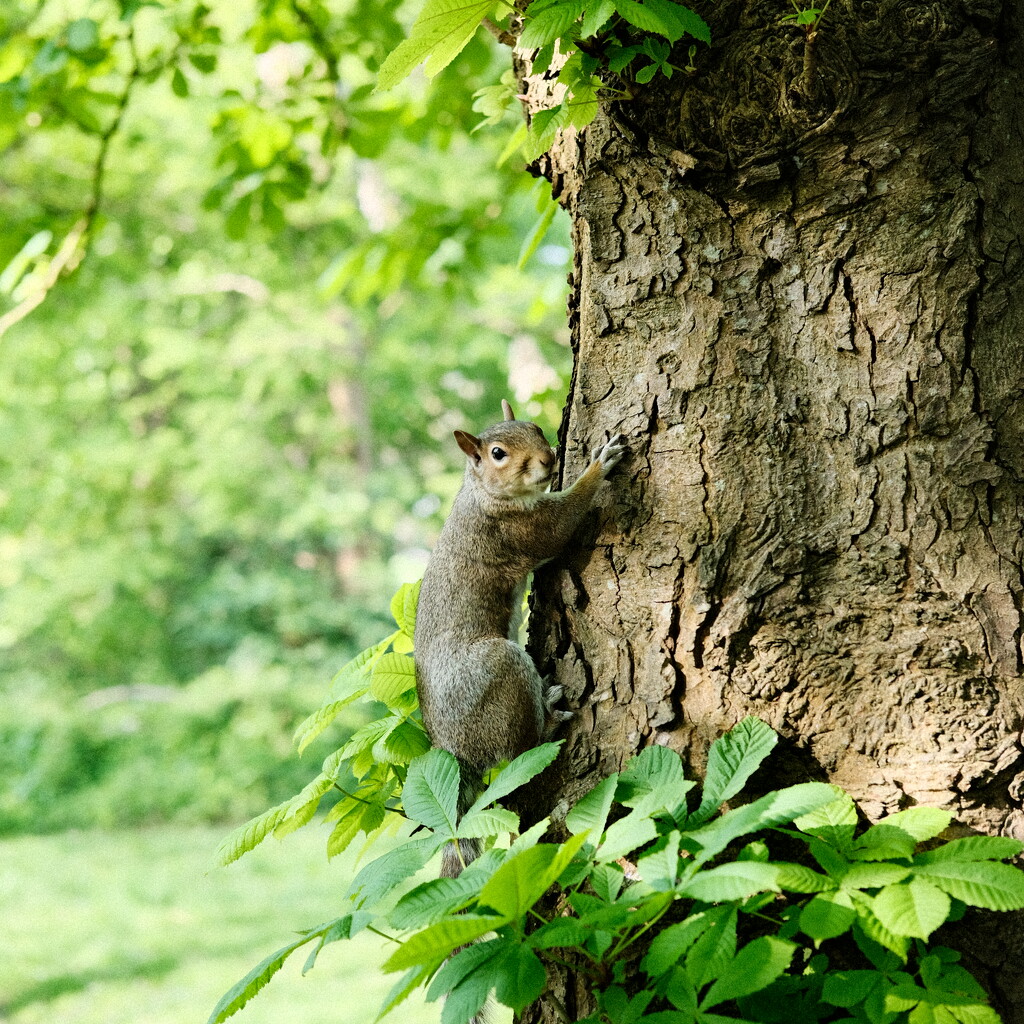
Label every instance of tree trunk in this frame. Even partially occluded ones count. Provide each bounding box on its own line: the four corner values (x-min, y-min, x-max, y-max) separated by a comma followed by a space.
524, 0, 1024, 1019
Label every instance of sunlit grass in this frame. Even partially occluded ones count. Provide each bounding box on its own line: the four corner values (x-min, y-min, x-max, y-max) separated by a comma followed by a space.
2, 824, 438, 1024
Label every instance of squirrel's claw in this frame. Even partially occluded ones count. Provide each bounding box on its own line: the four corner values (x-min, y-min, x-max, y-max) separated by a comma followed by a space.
595, 434, 628, 473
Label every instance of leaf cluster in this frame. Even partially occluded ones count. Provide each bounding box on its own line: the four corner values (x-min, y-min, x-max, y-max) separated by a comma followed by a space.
215, 581, 428, 868
376, 0, 711, 159
212, 620, 1024, 1024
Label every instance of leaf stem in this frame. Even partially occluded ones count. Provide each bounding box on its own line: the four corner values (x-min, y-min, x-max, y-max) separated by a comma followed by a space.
605, 895, 672, 961
546, 991, 573, 1024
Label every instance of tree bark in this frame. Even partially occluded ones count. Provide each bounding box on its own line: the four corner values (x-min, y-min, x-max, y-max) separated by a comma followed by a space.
524, 0, 1024, 1018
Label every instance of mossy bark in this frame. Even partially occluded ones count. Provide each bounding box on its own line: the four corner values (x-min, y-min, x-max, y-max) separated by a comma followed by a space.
523, 0, 1024, 1018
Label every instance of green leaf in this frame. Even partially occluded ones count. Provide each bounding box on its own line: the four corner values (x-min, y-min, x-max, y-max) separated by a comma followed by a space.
700, 936, 796, 1009
294, 694, 364, 756
527, 915, 594, 949
376, 718, 431, 763
465, 742, 562, 816
851, 893, 912, 960
479, 832, 589, 917
429, 940, 502, 1024
800, 892, 857, 941
606, 44, 641, 73
171, 66, 189, 97
208, 928, 320, 1023
348, 835, 443, 908
873, 807, 953, 843
596, 811, 659, 864
457, 806, 520, 838
376, 0, 497, 91
214, 800, 292, 866
851, 911, 909, 967
301, 913, 370, 974
602, 985, 654, 1024
638, 830, 681, 891
378, 966, 433, 1020
686, 905, 737, 990
370, 647, 417, 704
685, 782, 836, 866
666, 967, 699, 1015
579, 0, 617, 36
517, 196, 559, 269
773, 862, 831, 893
915, 836, 1024, 864
566, 773, 618, 837
509, 816, 553, 854
793, 787, 858, 852
383, 915, 498, 972
642, 0, 710, 42
821, 970, 884, 1009
589, 862, 625, 901
841, 862, 912, 890
853, 823, 920, 861
642, 912, 717, 977
619, 745, 689, 801
294, 635, 396, 754
612, 0, 672, 34
390, 579, 421, 636
390, 876, 479, 930
519, 0, 587, 48
330, 634, 396, 696
402, 749, 461, 835
524, 102, 571, 162
370, 652, 419, 711
635, 62, 659, 84
493, 942, 547, 1011
272, 773, 334, 839
691, 717, 778, 826
678, 861, 780, 902
872, 880, 951, 939
913, 859, 1024, 910
326, 798, 386, 858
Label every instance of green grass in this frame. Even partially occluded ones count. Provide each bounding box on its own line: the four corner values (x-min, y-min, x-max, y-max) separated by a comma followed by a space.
1, 824, 440, 1024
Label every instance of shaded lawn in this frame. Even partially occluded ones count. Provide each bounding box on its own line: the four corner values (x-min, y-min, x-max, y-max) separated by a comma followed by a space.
1, 824, 439, 1024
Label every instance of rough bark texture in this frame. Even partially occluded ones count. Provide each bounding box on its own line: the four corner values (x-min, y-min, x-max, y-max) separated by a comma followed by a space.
522, 0, 1024, 1018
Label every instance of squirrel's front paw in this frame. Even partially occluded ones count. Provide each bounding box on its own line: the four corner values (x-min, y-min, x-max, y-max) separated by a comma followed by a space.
595, 434, 628, 474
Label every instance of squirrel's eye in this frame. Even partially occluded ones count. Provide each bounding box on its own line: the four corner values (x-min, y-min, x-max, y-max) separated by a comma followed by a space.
491, 447, 507, 462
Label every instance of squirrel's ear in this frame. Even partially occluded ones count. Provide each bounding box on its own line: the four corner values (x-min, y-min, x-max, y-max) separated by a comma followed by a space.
454, 430, 482, 461
502, 399, 515, 421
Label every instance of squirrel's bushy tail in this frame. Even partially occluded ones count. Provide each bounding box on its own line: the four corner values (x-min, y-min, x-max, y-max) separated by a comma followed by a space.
441, 836, 482, 878
441, 758, 482, 878
439, 760, 489, 1022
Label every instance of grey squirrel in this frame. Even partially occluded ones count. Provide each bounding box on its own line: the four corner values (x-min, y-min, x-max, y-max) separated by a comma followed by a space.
414, 399, 628, 877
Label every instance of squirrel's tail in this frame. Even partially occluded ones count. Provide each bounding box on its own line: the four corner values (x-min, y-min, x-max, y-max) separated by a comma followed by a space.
441, 758, 482, 878
440, 836, 481, 878
439, 759, 490, 1023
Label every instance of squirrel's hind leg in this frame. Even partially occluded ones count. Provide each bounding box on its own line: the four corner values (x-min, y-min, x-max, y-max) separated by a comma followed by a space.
542, 679, 573, 735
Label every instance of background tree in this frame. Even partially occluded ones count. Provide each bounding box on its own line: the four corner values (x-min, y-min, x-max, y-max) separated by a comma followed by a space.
0, 0, 571, 833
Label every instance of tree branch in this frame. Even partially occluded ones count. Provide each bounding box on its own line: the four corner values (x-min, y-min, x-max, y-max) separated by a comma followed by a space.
288, 0, 341, 84
0, 22, 141, 340
482, 17, 517, 47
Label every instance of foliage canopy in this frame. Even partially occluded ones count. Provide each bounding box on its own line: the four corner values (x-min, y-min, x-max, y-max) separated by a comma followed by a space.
0, 0, 571, 831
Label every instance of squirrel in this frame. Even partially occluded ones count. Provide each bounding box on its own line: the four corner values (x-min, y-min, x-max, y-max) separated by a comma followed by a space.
414, 399, 628, 877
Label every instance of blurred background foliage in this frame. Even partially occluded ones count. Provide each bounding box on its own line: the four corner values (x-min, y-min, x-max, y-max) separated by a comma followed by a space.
0, 0, 571, 835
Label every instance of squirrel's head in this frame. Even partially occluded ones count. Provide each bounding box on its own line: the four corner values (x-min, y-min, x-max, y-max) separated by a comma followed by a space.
454, 400, 556, 500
